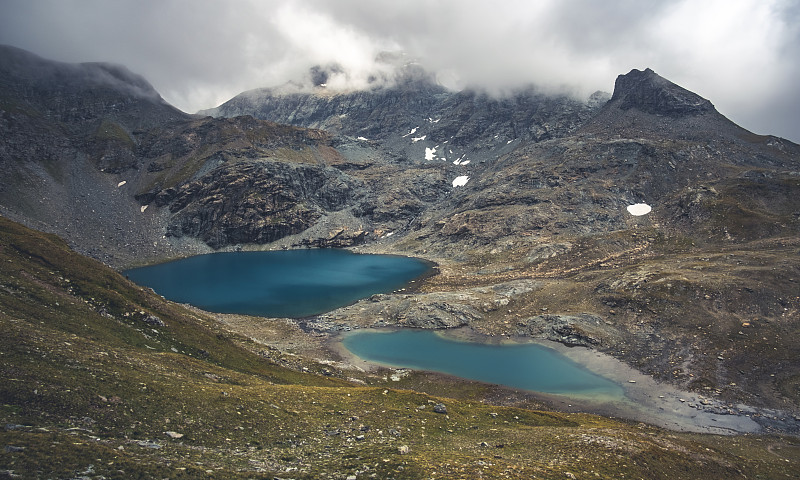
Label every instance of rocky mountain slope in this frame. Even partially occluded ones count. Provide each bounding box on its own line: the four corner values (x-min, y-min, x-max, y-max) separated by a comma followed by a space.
2, 46, 800, 443
201, 61, 608, 177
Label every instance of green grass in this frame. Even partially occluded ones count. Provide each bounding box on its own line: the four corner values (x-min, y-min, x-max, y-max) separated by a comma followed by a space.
1, 216, 799, 478
94, 119, 134, 149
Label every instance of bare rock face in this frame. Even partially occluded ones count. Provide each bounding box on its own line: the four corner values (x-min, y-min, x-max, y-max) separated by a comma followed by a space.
163, 162, 362, 248
610, 68, 715, 116
517, 314, 604, 347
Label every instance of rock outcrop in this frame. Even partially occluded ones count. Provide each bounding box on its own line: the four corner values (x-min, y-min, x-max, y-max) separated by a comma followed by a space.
610, 68, 715, 116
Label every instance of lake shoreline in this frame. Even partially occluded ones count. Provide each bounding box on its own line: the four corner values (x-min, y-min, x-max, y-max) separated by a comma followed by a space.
330, 326, 768, 435
123, 249, 434, 318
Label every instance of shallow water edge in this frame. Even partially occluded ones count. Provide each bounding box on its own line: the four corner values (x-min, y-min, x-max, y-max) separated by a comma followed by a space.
334, 326, 763, 435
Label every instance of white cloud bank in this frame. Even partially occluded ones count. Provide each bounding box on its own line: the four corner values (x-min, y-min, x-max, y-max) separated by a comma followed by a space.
0, 0, 798, 141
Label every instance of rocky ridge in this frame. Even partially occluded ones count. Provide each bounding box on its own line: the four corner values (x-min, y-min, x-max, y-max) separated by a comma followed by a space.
611, 68, 715, 116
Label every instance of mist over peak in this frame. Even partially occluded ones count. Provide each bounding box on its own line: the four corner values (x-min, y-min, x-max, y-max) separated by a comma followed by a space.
0, 44, 167, 105
1, 0, 798, 141
273, 51, 444, 97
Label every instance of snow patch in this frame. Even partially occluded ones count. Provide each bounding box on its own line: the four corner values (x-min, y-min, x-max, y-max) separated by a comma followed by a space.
140, 205, 149, 213
626, 203, 652, 216
402, 127, 418, 138
425, 147, 437, 161
453, 155, 470, 166
117, 180, 127, 187
411, 135, 426, 143
357, 136, 369, 141
452, 176, 470, 187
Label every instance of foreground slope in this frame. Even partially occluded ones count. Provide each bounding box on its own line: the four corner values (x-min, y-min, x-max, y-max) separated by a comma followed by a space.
2, 215, 800, 478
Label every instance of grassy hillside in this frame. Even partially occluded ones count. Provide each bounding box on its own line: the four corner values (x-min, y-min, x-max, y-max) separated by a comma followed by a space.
1, 216, 798, 479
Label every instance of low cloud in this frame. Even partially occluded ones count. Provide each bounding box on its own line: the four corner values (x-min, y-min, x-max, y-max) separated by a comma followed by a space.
1, 0, 797, 141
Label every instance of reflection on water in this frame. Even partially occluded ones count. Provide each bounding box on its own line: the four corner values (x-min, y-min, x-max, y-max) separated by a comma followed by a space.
124, 250, 431, 318
342, 329, 624, 399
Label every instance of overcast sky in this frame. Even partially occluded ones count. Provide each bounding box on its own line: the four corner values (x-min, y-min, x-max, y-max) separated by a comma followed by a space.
1, 0, 798, 142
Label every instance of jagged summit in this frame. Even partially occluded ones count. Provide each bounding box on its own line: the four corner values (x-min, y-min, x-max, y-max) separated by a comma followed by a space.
611, 67, 715, 116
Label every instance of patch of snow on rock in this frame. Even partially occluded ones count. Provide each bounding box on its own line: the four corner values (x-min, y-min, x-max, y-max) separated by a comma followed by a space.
402, 127, 418, 137
411, 135, 426, 143
117, 180, 127, 187
357, 136, 369, 141
141, 205, 149, 213
425, 147, 437, 161
452, 176, 470, 187
626, 203, 652, 216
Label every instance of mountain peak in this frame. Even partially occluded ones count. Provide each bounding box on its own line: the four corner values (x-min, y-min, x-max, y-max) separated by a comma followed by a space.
0, 44, 187, 130
610, 68, 715, 116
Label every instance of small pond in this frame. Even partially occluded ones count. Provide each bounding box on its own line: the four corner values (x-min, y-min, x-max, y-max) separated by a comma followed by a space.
123, 250, 432, 318
342, 329, 625, 399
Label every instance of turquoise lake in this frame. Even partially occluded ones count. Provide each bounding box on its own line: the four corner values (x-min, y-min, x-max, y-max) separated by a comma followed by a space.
125, 250, 625, 399
123, 250, 432, 318
342, 330, 625, 398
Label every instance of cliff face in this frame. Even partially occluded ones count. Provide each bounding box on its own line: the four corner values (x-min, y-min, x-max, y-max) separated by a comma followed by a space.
162, 161, 361, 248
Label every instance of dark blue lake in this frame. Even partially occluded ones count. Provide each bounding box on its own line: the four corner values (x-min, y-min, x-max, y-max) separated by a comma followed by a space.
123, 250, 432, 318
342, 330, 624, 398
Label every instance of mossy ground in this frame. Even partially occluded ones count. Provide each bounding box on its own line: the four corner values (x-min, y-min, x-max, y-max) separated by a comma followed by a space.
1, 216, 799, 478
